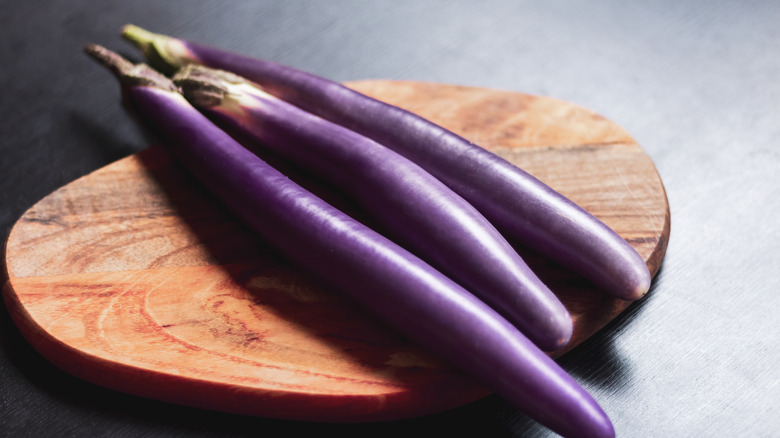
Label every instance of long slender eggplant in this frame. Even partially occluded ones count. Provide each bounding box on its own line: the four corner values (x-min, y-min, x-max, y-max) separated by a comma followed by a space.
172, 65, 572, 351
122, 25, 652, 301
85, 44, 615, 438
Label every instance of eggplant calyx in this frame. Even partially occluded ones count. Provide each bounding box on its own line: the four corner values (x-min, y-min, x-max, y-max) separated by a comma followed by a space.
172, 65, 235, 108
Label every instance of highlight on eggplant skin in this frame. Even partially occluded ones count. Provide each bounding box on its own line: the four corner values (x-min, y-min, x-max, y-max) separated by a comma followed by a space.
120, 24, 652, 302
171, 64, 573, 352
84, 44, 616, 438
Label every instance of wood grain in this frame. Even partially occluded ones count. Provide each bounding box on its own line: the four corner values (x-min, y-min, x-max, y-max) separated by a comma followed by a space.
2, 80, 670, 422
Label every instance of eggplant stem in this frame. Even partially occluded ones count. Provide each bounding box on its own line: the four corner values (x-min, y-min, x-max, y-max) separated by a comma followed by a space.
84, 44, 135, 78
121, 24, 188, 75
120, 24, 159, 53
83, 44, 177, 92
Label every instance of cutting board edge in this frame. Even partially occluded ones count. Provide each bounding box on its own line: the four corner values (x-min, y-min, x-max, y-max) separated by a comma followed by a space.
1, 273, 489, 422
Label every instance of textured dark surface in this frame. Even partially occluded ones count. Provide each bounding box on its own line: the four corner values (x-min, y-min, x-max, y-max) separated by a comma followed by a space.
1, 1, 778, 437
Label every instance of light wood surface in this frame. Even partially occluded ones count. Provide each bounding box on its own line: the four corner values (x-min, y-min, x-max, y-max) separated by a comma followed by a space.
2, 80, 669, 422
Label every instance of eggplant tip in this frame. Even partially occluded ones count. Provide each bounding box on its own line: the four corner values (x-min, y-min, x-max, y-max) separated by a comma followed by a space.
631, 268, 653, 300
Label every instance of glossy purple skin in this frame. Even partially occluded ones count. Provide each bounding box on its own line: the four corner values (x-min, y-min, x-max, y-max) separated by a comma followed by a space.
125, 84, 615, 438
181, 41, 651, 301
187, 83, 572, 351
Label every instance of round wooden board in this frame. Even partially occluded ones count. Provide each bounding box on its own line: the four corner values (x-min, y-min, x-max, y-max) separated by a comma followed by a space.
2, 80, 669, 422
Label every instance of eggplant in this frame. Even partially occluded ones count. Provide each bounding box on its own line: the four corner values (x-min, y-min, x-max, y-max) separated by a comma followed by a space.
85, 44, 615, 438
121, 24, 652, 301
172, 65, 572, 351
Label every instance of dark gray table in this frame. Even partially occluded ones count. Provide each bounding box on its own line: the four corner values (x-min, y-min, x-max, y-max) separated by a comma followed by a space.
2, 2, 778, 436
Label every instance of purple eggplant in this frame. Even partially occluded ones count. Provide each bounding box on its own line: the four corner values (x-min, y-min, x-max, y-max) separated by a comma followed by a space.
85, 44, 615, 438
121, 25, 652, 301
172, 65, 572, 351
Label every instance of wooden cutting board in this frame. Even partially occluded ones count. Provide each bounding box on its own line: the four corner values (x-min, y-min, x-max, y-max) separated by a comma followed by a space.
2, 80, 670, 422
